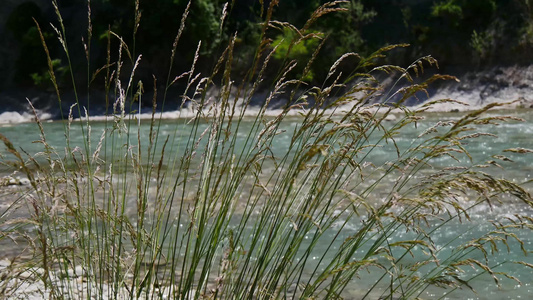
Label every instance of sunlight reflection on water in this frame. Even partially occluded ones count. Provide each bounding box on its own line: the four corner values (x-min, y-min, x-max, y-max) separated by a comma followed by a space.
1, 110, 533, 299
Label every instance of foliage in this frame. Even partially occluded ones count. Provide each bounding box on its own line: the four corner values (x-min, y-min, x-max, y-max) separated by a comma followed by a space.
514, 0, 533, 44
432, 0, 496, 29
6, 2, 51, 86
4, 0, 533, 90
271, 27, 322, 82
31, 59, 69, 89
324, 0, 376, 57
272, 28, 321, 61
470, 30, 493, 64
431, 0, 463, 24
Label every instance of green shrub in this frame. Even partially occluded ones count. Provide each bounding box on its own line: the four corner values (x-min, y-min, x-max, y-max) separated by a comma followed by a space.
432, 0, 463, 22
6, 2, 51, 86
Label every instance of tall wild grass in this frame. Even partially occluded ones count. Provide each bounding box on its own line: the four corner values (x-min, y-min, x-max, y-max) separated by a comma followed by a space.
1, 0, 533, 299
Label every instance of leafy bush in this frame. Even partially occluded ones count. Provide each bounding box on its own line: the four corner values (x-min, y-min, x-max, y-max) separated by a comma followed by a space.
6, 2, 51, 86
431, 0, 463, 23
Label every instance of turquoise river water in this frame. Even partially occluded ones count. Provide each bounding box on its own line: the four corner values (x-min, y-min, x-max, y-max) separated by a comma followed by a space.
1, 109, 533, 299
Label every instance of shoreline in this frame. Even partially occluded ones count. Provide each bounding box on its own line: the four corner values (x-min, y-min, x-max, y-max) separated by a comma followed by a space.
0, 97, 530, 126
3, 64, 533, 125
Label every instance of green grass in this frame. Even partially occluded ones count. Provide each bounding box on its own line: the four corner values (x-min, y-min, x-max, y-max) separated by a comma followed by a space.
1, 1, 533, 299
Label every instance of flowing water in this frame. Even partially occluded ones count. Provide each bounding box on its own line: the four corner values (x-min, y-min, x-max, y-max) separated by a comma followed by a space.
1, 109, 533, 299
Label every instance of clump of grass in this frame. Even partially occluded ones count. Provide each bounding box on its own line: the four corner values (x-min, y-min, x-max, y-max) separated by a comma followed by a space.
1, 0, 533, 299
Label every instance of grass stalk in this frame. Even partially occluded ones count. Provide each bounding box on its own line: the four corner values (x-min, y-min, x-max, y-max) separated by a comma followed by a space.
1, 1, 533, 299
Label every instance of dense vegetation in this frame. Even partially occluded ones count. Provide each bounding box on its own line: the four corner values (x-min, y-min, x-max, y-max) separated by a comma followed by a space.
3, 0, 533, 93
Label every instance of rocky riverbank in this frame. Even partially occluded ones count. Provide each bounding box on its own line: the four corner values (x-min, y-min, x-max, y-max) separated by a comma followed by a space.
420, 64, 533, 112
1, 65, 533, 124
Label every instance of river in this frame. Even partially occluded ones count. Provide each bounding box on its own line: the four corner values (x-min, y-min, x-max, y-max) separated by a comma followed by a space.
1, 108, 533, 299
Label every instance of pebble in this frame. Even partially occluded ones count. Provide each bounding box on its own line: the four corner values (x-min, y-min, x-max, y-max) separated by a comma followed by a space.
0, 259, 11, 267
63, 265, 85, 278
